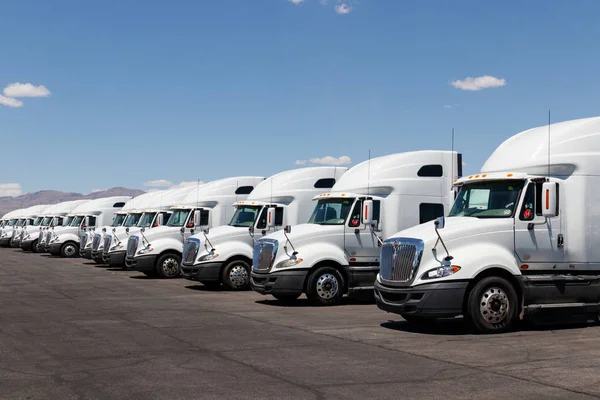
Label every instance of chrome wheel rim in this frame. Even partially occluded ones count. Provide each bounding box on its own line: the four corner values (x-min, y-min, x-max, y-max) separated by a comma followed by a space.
64, 244, 76, 257
316, 273, 339, 299
229, 265, 249, 288
480, 286, 509, 324
162, 258, 180, 276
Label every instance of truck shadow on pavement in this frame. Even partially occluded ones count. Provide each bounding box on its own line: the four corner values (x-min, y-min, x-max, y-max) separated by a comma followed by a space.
254, 296, 376, 308
381, 318, 598, 336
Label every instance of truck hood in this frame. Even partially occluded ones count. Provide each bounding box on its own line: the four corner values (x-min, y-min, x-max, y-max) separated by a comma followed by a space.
195, 225, 252, 246
389, 217, 512, 248
261, 223, 341, 247
135, 225, 179, 242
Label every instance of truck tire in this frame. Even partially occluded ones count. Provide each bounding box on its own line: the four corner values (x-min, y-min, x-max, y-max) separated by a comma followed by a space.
467, 276, 518, 334
31, 240, 39, 253
221, 260, 251, 290
306, 266, 344, 306
61, 242, 79, 258
272, 293, 300, 304
155, 253, 181, 279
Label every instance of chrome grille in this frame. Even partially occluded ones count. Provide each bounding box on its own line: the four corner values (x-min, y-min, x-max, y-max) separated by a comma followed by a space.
46, 231, 52, 244
126, 236, 139, 258
38, 230, 44, 243
80, 234, 88, 248
182, 238, 200, 265
92, 234, 102, 251
253, 239, 278, 271
103, 235, 112, 254
379, 238, 424, 283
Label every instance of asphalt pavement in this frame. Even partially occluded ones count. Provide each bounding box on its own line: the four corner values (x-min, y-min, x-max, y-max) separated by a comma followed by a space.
1, 248, 600, 399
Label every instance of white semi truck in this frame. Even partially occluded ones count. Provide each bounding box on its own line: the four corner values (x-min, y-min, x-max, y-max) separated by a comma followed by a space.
37, 200, 91, 252
100, 186, 196, 267
82, 191, 165, 261
47, 196, 131, 257
374, 117, 600, 333
20, 205, 56, 252
0, 209, 25, 247
180, 167, 347, 290
251, 151, 462, 305
11, 205, 51, 248
125, 176, 264, 278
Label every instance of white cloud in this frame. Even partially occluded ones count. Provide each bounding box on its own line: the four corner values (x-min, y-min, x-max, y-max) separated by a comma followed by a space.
288, 0, 304, 4
295, 156, 351, 166
4, 83, 51, 98
443, 105, 453, 109
0, 183, 23, 197
144, 179, 174, 188
335, 3, 351, 14
450, 75, 506, 91
0, 95, 23, 108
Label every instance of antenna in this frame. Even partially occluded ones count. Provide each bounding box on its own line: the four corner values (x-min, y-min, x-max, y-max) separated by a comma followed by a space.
196, 178, 200, 208
236, 180, 239, 203
367, 150, 371, 196
451, 128, 455, 181
547, 109, 551, 178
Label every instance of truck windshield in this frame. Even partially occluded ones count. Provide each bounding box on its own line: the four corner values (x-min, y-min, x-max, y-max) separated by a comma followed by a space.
229, 206, 262, 227
42, 217, 53, 226
8, 219, 17, 226
449, 180, 525, 218
138, 212, 157, 228
32, 217, 43, 226
167, 209, 191, 227
308, 198, 355, 225
123, 213, 142, 227
63, 216, 74, 226
71, 216, 84, 226
16, 219, 25, 226
111, 214, 126, 227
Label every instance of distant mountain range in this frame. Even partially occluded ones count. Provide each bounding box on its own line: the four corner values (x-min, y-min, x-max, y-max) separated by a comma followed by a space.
0, 187, 145, 216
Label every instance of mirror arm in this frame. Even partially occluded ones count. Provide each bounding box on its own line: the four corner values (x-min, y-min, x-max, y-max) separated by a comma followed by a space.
283, 230, 296, 254
527, 218, 548, 231
202, 230, 215, 252
434, 226, 451, 260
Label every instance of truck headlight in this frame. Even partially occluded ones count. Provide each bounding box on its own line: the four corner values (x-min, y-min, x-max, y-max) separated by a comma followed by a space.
275, 258, 303, 269
422, 265, 461, 280
138, 247, 153, 255
110, 244, 124, 251
198, 252, 219, 262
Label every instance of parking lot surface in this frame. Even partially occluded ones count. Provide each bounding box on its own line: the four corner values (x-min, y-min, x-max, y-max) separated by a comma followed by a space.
2, 249, 600, 399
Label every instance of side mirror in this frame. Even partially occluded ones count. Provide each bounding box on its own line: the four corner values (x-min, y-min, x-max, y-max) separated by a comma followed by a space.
125, 227, 129, 234
266, 207, 276, 228
84, 216, 90, 227
284, 225, 292, 234
203, 228, 210, 235
140, 227, 145, 233
112, 227, 116, 233
435, 216, 445, 229
542, 182, 558, 217
102, 227, 106, 233
362, 200, 373, 225
24, 220, 30, 227
193, 210, 201, 227
156, 214, 164, 226
248, 226, 254, 234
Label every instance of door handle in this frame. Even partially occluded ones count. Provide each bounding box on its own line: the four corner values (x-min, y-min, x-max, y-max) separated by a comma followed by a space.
557, 233, 564, 248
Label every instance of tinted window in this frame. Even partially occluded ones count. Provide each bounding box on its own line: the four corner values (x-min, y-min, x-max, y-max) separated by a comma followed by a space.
275, 207, 284, 226
420, 203, 444, 224
235, 186, 254, 195
88, 216, 97, 227
519, 183, 535, 221
417, 165, 443, 177
314, 178, 336, 189
113, 202, 126, 208
199, 210, 210, 226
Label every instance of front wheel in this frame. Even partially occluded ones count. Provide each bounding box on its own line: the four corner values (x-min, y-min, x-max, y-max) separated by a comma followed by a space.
61, 242, 79, 258
221, 260, 251, 290
31, 240, 39, 253
467, 276, 518, 334
306, 266, 345, 306
155, 253, 181, 279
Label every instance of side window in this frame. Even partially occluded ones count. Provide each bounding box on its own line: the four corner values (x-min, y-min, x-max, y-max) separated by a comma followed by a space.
256, 208, 268, 230
372, 200, 381, 229
348, 201, 361, 228
419, 203, 444, 224
519, 183, 535, 221
200, 210, 210, 226
161, 212, 170, 226
88, 216, 97, 227
314, 178, 336, 188
275, 207, 284, 226
235, 186, 254, 195
113, 202, 125, 208
417, 165, 443, 177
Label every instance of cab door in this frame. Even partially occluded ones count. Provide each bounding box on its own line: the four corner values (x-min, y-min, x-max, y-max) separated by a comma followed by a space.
514, 182, 565, 270
343, 199, 381, 288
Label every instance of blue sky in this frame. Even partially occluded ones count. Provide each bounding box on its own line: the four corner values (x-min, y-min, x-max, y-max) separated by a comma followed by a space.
1, 0, 600, 195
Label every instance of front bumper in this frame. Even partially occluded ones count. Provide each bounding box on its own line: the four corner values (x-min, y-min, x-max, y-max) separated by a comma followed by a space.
0, 238, 11, 247
104, 250, 126, 267
81, 248, 93, 259
180, 261, 223, 282
37, 242, 47, 252
91, 249, 103, 260
11, 239, 22, 248
251, 269, 308, 296
374, 280, 469, 318
20, 239, 36, 251
125, 254, 157, 272
48, 242, 63, 256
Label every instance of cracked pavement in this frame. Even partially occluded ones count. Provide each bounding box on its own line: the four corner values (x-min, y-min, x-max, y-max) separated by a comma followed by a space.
1, 249, 600, 399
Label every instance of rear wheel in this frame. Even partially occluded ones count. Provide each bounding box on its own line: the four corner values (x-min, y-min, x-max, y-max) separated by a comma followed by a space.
61, 242, 78, 258
306, 266, 344, 306
221, 260, 251, 290
467, 276, 518, 334
155, 253, 181, 279
31, 240, 39, 253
